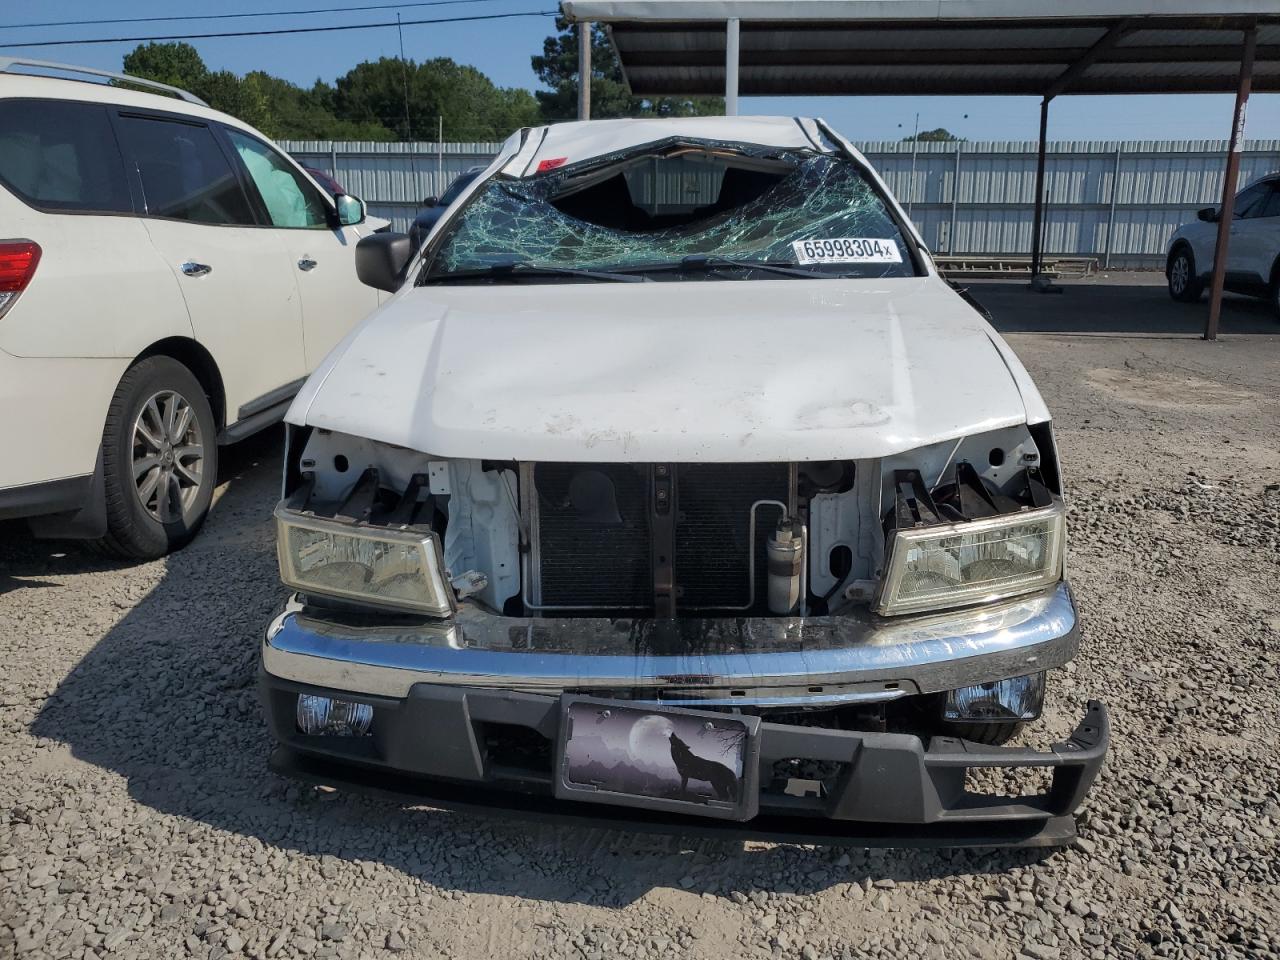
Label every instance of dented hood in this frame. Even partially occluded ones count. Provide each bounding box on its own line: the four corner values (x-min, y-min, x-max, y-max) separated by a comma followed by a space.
289, 277, 1047, 462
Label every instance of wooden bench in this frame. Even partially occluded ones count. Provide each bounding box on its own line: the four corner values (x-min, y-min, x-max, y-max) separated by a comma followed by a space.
934, 256, 1098, 279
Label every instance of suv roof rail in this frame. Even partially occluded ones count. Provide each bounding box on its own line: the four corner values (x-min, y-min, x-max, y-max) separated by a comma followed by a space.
0, 56, 209, 107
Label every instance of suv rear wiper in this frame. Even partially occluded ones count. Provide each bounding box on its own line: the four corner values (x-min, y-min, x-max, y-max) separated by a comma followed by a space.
426, 260, 648, 283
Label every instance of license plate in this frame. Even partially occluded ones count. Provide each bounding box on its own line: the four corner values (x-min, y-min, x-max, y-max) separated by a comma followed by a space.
555, 698, 760, 821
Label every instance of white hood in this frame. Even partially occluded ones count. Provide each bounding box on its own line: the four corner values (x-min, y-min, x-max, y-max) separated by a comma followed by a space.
288, 277, 1048, 462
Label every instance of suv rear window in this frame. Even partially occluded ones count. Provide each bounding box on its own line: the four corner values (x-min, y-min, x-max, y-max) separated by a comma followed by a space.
0, 99, 132, 213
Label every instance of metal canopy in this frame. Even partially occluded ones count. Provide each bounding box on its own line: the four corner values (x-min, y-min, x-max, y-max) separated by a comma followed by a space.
560, 1, 1280, 97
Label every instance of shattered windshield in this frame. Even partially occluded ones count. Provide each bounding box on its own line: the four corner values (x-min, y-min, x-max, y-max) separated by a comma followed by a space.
419, 145, 920, 283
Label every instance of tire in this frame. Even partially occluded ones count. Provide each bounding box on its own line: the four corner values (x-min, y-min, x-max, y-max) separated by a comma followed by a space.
1270, 264, 1280, 319
95, 356, 218, 560
943, 721, 1024, 746
1167, 246, 1203, 303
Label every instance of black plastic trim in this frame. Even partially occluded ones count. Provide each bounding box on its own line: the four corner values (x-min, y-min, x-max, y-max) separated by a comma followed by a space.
0, 472, 93, 521
219, 396, 293, 445
237, 377, 306, 421
269, 744, 1079, 849
260, 670, 1108, 848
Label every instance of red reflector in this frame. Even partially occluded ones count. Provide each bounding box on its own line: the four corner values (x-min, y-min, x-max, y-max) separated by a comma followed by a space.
535, 156, 568, 173
0, 241, 41, 293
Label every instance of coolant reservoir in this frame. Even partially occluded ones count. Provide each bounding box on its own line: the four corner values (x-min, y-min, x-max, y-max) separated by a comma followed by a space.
767, 518, 804, 615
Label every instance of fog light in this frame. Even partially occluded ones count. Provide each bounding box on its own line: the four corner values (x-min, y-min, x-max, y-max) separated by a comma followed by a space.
944, 672, 1045, 722
296, 694, 373, 736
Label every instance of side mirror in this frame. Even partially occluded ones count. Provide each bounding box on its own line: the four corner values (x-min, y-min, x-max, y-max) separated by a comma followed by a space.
422, 196, 439, 207
1197, 206, 1219, 223
335, 193, 365, 226
356, 233, 412, 293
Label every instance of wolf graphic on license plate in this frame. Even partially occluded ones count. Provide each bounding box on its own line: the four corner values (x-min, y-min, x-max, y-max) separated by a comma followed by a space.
557, 700, 761, 820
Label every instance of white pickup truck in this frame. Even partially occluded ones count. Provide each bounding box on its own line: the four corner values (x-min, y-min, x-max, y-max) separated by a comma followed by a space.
258, 116, 1107, 847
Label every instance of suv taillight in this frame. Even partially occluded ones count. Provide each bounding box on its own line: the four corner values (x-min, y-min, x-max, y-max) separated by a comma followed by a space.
0, 240, 41, 320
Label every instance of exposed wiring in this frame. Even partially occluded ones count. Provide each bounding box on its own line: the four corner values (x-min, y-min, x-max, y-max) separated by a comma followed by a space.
932, 436, 964, 489
821, 572, 847, 606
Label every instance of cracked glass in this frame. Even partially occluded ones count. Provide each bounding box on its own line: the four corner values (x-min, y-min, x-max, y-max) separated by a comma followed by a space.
421, 147, 919, 282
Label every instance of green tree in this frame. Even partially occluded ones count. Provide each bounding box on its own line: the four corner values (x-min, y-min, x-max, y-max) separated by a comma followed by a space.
122, 42, 395, 141
122, 44, 537, 142
201, 70, 271, 132
532, 18, 723, 120
122, 41, 208, 91
242, 72, 391, 140
330, 57, 538, 141
902, 127, 964, 142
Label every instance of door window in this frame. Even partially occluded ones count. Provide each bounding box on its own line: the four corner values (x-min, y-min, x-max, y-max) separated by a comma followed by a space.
1232, 182, 1270, 219
0, 99, 132, 213
1257, 184, 1280, 219
224, 130, 329, 229
115, 115, 255, 225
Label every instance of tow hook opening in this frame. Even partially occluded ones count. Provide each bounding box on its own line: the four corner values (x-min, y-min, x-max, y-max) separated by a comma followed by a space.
944, 672, 1046, 723
296, 694, 374, 737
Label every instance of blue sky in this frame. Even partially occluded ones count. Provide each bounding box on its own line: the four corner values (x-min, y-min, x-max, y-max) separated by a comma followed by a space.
3, 0, 1276, 144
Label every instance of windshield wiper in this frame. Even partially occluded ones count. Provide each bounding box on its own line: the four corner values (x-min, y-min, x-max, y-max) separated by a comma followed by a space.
426, 260, 648, 283
610, 255, 831, 280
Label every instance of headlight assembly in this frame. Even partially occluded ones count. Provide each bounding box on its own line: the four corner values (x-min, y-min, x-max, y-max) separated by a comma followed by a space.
876, 502, 1065, 616
274, 505, 454, 616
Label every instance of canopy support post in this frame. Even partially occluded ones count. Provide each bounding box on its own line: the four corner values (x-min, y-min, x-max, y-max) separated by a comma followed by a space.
1104, 143, 1121, 269
1029, 96, 1058, 293
1027, 18, 1129, 294
1205, 24, 1257, 342
725, 18, 740, 116
578, 20, 592, 120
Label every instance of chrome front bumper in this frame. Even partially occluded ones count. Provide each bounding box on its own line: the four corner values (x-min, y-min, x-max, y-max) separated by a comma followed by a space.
262, 582, 1079, 706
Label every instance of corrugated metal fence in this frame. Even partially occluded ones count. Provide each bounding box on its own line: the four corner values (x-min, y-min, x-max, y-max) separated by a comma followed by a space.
863, 139, 1280, 269
283, 138, 1280, 268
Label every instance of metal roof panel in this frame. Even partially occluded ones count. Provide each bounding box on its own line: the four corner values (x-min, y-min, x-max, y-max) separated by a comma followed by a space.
584, 2, 1280, 96
567, 1, 1280, 23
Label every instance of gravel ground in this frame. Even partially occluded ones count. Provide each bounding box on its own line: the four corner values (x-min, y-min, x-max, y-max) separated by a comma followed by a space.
2, 298, 1279, 960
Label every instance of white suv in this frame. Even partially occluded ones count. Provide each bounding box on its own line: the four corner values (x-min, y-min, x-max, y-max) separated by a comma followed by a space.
1166, 172, 1280, 315
0, 59, 382, 557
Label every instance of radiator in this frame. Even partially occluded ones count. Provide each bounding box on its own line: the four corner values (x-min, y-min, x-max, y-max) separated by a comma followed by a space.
528, 462, 790, 614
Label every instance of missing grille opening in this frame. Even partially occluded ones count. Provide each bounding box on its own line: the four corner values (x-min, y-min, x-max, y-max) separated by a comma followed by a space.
764, 759, 847, 801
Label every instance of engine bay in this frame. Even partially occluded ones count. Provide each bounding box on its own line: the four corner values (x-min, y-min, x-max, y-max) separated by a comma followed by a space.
283, 421, 1061, 621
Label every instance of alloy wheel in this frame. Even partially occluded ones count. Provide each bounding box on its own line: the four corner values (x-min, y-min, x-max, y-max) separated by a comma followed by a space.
131, 389, 206, 523
1170, 255, 1189, 295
